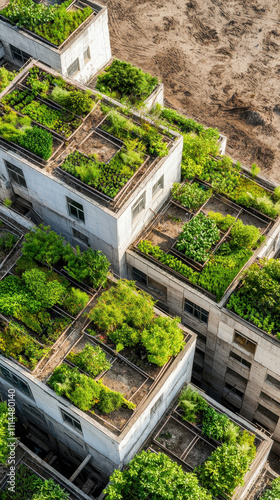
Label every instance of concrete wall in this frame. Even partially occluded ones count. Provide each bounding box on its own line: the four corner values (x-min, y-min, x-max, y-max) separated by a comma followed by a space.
0, 5, 111, 82
126, 249, 280, 452
0, 329, 196, 473
0, 134, 183, 275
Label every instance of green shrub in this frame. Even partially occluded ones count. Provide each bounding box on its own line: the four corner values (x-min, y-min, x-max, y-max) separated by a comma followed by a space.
63, 246, 110, 288
171, 182, 211, 210
67, 344, 111, 377
62, 287, 89, 315
96, 59, 158, 105
0, 402, 9, 464
207, 211, 235, 232
259, 477, 280, 500
0, 232, 18, 251
0, 67, 17, 93
17, 125, 53, 160
230, 219, 262, 248
104, 450, 212, 500
22, 225, 65, 266
141, 316, 184, 366
176, 213, 220, 263
179, 386, 207, 423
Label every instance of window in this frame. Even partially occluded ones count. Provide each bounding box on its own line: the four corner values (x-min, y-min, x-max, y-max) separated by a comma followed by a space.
152, 175, 164, 197
195, 349, 205, 361
224, 382, 244, 399
83, 47, 91, 63
72, 228, 89, 246
233, 331, 256, 355
132, 267, 147, 285
21, 403, 45, 422
10, 44, 29, 64
61, 409, 83, 433
67, 198, 85, 222
265, 374, 280, 391
226, 367, 248, 385
256, 404, 279, 424
260, 392, 280, 410
0, 365, 33, 398
184, 298, 209, 324
229, 351, 251, 369
132, 192, 146, 221
67, 58, 80, 77
6, 162, 27, 188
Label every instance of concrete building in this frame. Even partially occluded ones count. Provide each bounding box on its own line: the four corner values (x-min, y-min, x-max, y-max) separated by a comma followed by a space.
0, 0, 111, 84
0, 60, 182, 276
126, 169, 280, 453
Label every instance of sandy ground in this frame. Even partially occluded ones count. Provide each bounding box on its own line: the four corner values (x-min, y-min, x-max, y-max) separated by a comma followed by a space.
101, 0, 280, 182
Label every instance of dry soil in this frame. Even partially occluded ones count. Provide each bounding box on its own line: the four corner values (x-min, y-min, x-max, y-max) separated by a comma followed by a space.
102, 0, 280, 182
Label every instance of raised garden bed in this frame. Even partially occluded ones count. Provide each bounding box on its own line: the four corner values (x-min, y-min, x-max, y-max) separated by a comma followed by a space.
0, 227, 19, 264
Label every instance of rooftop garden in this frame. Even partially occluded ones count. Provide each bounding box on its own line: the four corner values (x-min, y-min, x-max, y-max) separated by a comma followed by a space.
0, 221, 19, 262
0, 225, 110, 365
137, 202, 265, 300
0, 0, 93, 46
152, 106, 280, 219
60, 105, 170, 198
0, 67, 17, 93
0, 463, 69, 500
104, 450, 212, 500
87, 279, 185, 367
227, 258, 280, 339
259, 477, 280, 500
95, 59, 158, 106
105, 386, 257, 499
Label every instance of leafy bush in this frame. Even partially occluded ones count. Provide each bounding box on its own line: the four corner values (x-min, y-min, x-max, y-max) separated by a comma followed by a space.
49, 364, 135, 413
67, 344, 111, 377
22, 225, 65, 266
51, 87, 93, 115
227, 259, 280, 338
0, 67, 17, 93
171, 182, 211, 210
0, 0, 92, 46
96, 59, 158, 105
259, 477, 280, 500
0, 232, 18, 253
176, 213, 220, 263
178, 386, 207, 423
63, 246, 110, 288
207, 211, 235, 232
159, 108, 206, 135
141, 316, 184, 366
0, 402, 9, 464
230, 219, 262, 248
104, 450, 212, 500
62, 287, 89, 315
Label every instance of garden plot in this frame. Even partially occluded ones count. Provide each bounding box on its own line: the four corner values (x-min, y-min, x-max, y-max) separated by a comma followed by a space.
0, 223, 21, 265
78, 130, 120, 162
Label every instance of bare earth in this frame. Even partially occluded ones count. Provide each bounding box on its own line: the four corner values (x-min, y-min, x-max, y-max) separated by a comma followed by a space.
102, 0, 280, 182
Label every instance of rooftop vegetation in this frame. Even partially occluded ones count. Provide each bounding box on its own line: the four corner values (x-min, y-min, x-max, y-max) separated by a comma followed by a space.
48, 363, 136, 413
153, 106, 280, 219
227, 258, 280, 339
178, 386, 256, 497
67, 343, 111, 377
0, 402, 9, 465
0, 0, 92, 46
88, 279, 185, 366
138, 210, 264, 300
104, 450, 212, 500
96, 59, 158, 106
259, 477, 280, 500
0, 463, 69, 499
0, 67, 17, 93
0, 226, 18, 260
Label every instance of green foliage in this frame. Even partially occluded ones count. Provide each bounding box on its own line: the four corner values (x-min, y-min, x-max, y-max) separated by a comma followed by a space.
63, 245, 110, 288
0, 67, 17, 93
51, 86, 93, 115
176, 213, 220, 263
88, 280, 184, 366
104, 450, 212, 500
62, 287, 89, 315
251, 163, 261, 178
227, 258, 280, 338
0, 0, 92, 46
0, 320, 48, 369
179, 386, 207, 423
259, 477, 280, 500
230, 219, 262, 249
0, 464, 69, 499
22, 268, 65, 308
104, 109, 169, 158
207, 211, 235, 232
159, 108, 206, 135
0, 232, 18, 252
3, 199, 12, 208
141, 315, 184, 366
22, 225, 65, 267
201, 406, 239, 444
96, 59, 158, 105
198, 433, 256, 497
61, 147, 144, 198
67, 344, 111, 377
0, 402, 9, 465
49, 364, 135, 413
171, 182, 211, 211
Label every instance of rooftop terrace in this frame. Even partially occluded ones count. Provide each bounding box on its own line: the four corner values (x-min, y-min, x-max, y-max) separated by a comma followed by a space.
0, 61, 175, 211
0, 0, 101, 49
104, 384, 272, 500
42, 278, 193, 435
